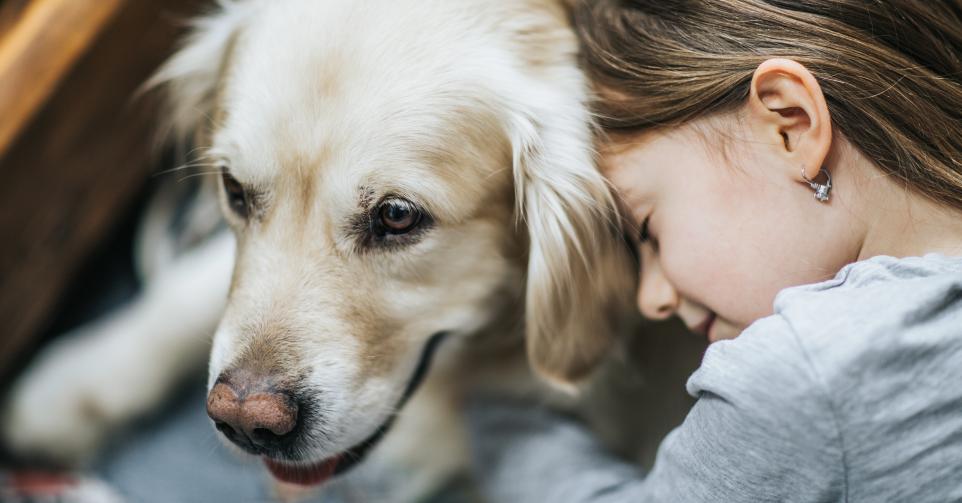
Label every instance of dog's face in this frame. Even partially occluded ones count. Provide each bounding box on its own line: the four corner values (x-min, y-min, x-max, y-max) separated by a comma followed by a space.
155, 0, 632, 485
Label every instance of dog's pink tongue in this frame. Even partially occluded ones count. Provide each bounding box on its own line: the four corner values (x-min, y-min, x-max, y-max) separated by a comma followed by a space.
263, 456, 340, 486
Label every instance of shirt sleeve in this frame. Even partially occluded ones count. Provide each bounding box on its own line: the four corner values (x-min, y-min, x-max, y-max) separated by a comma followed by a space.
467, 315, 846, 503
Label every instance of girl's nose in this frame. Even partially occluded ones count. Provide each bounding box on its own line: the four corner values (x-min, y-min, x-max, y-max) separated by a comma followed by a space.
637, 248, 679, 320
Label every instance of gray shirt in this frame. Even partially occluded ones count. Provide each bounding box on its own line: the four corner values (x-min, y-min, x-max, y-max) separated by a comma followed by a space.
469, 254, 962, 502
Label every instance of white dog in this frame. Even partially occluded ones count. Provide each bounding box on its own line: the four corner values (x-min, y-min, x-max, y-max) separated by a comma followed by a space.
3, 0, 697, 498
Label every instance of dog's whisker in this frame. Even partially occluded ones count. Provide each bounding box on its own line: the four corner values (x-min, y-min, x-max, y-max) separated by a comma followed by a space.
204, 430, 229, 458
176, 168, 222, 176
177, 170, 223, 183
153, 161, 223, 178
153, 146, 223, 177
172, 158, 220, 169
183, 144, 215, 161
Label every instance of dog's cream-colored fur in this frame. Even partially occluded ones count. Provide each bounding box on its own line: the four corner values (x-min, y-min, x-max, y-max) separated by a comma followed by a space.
165, 0, 633, 459
162, 0, 633, 387
2, 0, 697, 498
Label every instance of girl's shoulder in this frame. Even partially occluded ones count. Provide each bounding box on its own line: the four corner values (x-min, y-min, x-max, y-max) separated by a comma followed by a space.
692, 252, 962, 425
783, 253, 962, 299
772, 253, 962, 358
689, 254, 962, 500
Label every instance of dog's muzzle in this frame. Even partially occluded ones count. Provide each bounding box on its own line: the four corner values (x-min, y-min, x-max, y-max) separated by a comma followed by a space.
207, 332, 448, 485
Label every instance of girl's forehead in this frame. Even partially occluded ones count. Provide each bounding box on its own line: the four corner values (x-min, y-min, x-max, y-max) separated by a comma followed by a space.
601, 126, 688, 163
600, 130, 671, 182
600, 144, 658, 210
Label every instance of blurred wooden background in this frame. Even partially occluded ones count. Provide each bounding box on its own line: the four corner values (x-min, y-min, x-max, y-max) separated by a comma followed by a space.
0, 0, 207, 377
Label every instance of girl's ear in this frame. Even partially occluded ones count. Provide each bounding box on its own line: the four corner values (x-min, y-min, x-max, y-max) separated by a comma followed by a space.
748, 58, 833, 182
146, 0, 255, 147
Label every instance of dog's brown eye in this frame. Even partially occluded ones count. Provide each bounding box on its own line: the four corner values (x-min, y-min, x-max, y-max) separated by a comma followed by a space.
377, 198, 421, 234
221, 172, 249, 219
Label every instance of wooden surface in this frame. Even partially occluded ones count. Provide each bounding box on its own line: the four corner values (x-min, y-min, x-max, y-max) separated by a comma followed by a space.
0, 0, 124, 159
0, 1, 30, 41
0, 0, 208, 375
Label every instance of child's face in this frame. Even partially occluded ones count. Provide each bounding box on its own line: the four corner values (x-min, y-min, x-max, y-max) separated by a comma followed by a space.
602, 119, 854, 342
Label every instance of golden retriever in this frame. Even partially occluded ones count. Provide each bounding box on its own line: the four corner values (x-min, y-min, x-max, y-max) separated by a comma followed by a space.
3, 0, 698, 499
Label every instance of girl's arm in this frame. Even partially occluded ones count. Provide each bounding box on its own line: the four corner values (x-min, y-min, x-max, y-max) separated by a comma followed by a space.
468, 315, 844, 502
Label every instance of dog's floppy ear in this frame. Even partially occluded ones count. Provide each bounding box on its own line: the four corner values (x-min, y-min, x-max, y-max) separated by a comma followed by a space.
509, 88, 636, 393
146, 0, 254, 146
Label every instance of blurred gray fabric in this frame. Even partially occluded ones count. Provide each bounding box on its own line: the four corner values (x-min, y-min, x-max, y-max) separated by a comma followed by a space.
96, 382, 285, 503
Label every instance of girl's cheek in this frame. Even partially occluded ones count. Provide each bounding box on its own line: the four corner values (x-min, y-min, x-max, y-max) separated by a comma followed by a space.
658, 233, 720, 308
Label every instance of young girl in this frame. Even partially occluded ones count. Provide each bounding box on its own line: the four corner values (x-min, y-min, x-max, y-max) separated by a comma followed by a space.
469, 1, 962, 501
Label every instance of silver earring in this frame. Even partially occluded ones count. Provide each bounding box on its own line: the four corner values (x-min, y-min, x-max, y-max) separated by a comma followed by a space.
802, 167, 832, 203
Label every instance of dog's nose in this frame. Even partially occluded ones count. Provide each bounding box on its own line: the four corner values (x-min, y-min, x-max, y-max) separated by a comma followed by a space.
207, 372, 299, 454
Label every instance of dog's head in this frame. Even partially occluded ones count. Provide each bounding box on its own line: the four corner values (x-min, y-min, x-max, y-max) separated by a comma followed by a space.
153, 0, 632, 485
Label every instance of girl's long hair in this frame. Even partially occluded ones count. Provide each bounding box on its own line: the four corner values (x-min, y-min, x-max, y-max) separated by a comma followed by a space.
575, 0, 962, 211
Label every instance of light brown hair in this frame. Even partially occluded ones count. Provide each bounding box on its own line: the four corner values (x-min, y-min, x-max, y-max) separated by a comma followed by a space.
574, 0, 962, 211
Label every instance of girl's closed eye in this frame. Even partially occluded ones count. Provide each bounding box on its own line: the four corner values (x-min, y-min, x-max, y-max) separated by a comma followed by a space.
637, 215, 658, 251
638, 216, 651, 244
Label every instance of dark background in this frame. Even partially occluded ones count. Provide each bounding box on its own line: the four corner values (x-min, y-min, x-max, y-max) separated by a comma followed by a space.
0, 0, 209, 384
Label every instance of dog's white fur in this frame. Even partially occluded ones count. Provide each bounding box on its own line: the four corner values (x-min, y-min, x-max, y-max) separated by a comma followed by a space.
2, 0, 692, 498
187, 0, 632, 469
2, 230, 233, 462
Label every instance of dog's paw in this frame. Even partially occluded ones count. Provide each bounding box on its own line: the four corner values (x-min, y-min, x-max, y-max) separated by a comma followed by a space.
1, 331, 138, 466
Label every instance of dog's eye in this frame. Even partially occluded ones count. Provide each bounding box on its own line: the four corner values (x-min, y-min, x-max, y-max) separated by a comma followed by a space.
377, 198, 422, 235
221, 172, 249, 219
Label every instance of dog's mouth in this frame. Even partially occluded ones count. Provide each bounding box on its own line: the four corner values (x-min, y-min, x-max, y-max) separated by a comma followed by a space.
263, 457, 340, 486
262, 332, 447, 486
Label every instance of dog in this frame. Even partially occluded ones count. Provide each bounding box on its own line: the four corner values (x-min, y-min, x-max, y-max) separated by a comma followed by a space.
2, 0, 700, 499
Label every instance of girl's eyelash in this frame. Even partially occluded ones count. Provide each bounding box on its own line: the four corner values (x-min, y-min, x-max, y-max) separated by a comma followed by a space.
639, 216, 651, 244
